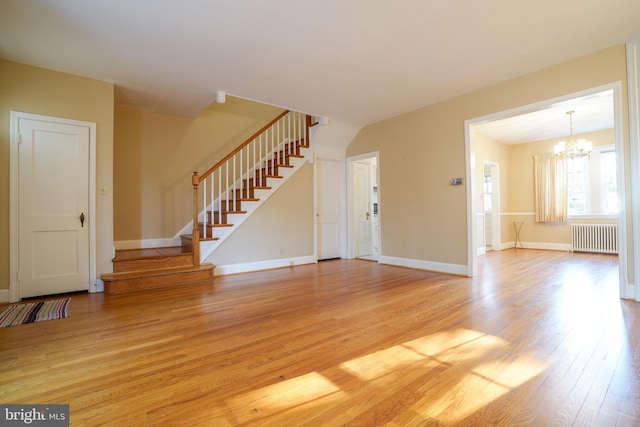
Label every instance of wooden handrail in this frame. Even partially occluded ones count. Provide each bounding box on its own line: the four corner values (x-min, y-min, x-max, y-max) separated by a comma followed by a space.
196, 109, 290, 184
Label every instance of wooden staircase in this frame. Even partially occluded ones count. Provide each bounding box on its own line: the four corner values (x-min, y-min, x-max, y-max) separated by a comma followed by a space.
101, 110, 315, 295
101, 246, 214, 295
192, 139, 308, 243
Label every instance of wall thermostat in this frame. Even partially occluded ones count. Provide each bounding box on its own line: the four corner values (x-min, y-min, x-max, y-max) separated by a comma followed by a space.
449, 178, 463, 185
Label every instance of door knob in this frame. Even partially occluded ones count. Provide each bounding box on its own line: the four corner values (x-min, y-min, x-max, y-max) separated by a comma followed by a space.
80, 212, 85, 227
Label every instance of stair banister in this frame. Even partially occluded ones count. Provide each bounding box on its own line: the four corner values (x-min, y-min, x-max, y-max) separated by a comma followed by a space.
197, 109, 290, 183
191, 110, 296, 266
191, 171, 201, 265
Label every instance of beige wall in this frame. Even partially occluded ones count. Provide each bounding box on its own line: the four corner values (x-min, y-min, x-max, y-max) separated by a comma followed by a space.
114, 97, 283, 241
0, 59, 114, 291
346, 45, 628, 268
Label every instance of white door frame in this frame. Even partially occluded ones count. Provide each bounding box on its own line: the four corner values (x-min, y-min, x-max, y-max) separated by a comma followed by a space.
483, 161, 501, 252
9, 111, 97, 302
627, 33, 640, 301
347, 151, 381, 259
465, 82, 627, 297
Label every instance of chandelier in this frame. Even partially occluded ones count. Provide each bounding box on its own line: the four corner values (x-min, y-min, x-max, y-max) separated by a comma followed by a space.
554, 110, 592, 158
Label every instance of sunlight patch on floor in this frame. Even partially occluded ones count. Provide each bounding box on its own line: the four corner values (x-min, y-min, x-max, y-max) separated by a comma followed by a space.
227, 328, 547, 423
409, 351, 548, 423
340, 343, 427, 381
404, 328, 509, 364
225, 372, 345, 422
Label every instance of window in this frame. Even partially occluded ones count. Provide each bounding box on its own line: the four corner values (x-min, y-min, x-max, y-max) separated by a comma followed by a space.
567, 156, 587, 214
600, 150, 618, 214
567, 146, 617, 216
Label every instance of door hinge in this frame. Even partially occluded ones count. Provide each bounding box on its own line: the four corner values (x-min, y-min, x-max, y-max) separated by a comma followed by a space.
17, 133, 22, 144
16, 270, 20, 281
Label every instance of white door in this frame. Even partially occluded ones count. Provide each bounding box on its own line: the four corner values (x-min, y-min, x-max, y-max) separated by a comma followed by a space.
353, 160, 372, 257
317, 158, 343, 260
16, 116, 91, 298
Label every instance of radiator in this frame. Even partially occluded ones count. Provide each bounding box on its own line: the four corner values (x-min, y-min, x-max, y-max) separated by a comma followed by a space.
570, 224, 618, 254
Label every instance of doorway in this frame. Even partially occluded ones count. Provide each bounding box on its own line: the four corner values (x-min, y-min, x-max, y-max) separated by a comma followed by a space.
482, 162, 500, 253
465, 83, 627, 298
347, 152, 380, 260
9, 112, 96, 301
316, 157, 345, 260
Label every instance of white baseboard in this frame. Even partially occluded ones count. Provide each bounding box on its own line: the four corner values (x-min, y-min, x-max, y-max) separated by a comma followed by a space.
624, 283, 634, 300
91, 278, 104, 293
496, 241, 571, 251
114, 238, 181, 250
378, 255, 468, 276
214, 255, 317, 276
0, 289, 9, 303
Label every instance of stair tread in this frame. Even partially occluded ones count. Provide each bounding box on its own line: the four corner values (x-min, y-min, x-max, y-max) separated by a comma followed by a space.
102, 263, 214, 281
184, 235, 220, 242
211, 210, 248, 214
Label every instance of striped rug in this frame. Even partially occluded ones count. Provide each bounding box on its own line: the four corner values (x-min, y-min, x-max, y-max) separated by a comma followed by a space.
0, 298, 70, 328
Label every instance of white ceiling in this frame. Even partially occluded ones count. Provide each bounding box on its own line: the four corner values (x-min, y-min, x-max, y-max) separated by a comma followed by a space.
473, 89, 614, 144
1, 1, 639, 128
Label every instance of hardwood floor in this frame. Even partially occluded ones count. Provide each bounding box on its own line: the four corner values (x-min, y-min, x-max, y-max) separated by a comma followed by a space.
1, 249, 639, 426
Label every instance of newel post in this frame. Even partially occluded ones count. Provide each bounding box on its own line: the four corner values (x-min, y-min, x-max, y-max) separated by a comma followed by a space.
192, 171, 201, 266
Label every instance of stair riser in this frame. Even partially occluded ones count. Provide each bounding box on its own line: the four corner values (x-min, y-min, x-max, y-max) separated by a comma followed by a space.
114, 254, 194, 273
258, 165, 279, 176
104, 268, 213, 295
180, 235, 193, 251
234, 187, 254, 199
208, 211, 248, 224
221, 200, 243, 211
255, 169, 281, 178
210, 211, 227, 224
264, 150, 298, 167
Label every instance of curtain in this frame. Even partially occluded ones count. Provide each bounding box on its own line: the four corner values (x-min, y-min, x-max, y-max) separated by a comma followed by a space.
534, 154, 567, 222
